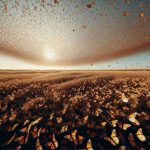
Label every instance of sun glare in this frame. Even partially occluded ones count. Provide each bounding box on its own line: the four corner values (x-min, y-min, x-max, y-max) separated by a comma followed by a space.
45, 48, 56, 60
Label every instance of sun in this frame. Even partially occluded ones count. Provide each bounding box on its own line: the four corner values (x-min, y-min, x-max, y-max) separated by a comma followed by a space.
45, 48, 56, 60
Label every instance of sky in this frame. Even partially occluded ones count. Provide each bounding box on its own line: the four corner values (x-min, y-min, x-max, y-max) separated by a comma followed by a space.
0, 0, 150, 70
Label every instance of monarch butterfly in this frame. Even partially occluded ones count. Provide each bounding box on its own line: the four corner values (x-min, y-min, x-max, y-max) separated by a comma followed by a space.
121, 93, 128, 103
36, 138, 42, 150
65, 130, 78, 145
101, 121, 107, 128
136, 128, 146, 142
65, 130, 84, 145
128, 112, 140, 126
77, 135, 85, 144
46, 134, 58, 150
61, 125, 68, 133
95, 108, 102, 116
87, 139, 94, 150
49, 113, 54, 120
105, 129, 119, 146
56, 117, 62, 124
118, 122, 132, 130
111, 120, 118, 127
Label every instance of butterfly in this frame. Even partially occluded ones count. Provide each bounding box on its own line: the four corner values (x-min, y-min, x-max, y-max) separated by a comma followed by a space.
87, 139, 94, 150
54, 0, 59, 4
101, 121, 107, 128
56, 117, 62, 124
128, 112, 140, 125
46, 134, 58, 150
139, 13, 145, 18
118, 122, 132, 130
105, 129, 119, 146
122, 11, 129, 17
36, 138, 42, 150
61, 125, 68, 133
77, 135, 85, 145
95, 108, 102, 116
136, 128, 146, 142
119, 146, 126, 150
110, 120, 118, 127
86, 1, 95, 8
49, 113, 54, 120
65, 130, 78, 145
66, 132, 85, 145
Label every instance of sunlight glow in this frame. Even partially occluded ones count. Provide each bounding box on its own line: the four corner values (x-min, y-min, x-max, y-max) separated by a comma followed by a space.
45, 48, 56, 60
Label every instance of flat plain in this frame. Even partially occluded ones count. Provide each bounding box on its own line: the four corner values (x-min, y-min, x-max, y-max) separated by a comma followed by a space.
0, 70, 150, 150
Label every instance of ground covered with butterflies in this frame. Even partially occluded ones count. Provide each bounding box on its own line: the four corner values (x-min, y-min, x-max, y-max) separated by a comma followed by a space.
0, 71, 150, 150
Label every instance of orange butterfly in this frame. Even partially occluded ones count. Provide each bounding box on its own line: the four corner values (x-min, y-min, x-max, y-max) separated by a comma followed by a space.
105, 129, 119, 146
46, 134, 58, 150
87, 139, 94, 150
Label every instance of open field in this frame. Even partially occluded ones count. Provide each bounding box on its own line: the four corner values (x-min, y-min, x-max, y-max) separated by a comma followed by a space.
0, 70, 150, 150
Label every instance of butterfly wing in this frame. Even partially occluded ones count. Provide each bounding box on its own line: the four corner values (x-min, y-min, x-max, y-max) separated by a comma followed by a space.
136, 128, 146, 142
87, 139, 94, 150
111, 129, 119, 145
